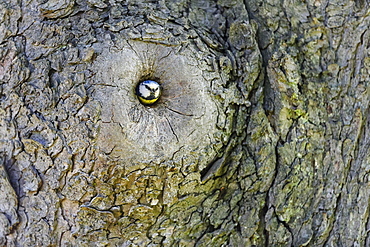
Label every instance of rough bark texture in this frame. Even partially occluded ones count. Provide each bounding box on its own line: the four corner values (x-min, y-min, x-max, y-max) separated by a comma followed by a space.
0, 0, 369, 246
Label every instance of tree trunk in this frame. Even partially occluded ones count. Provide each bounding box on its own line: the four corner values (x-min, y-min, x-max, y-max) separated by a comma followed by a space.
0, 0, 369, 246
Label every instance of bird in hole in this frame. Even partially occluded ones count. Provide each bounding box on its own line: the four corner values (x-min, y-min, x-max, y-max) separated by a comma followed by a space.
136, 80, 162, 105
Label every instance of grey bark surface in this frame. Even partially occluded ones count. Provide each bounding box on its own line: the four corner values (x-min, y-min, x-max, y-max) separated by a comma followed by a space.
0, 0, 369, 246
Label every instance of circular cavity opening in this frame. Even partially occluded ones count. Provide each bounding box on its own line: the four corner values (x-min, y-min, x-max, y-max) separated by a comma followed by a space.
135, 80, 162, 106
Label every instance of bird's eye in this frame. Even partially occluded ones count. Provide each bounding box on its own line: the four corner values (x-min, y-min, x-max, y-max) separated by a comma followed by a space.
136, 80, 162, 106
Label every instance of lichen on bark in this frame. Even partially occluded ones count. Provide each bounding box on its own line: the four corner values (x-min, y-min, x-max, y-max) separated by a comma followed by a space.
1, 0, 370, 246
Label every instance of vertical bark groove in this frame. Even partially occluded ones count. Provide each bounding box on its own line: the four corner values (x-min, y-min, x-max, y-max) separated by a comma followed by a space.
0, 0, 369, 246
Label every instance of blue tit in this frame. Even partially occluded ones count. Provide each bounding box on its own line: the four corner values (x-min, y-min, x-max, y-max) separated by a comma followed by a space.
135, 80, 162, 105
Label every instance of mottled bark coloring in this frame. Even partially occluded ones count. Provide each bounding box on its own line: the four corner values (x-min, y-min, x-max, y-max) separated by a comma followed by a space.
0, 0, 370, 246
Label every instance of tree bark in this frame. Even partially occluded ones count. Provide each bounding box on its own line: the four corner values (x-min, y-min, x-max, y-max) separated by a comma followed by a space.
0, 0, 369, 246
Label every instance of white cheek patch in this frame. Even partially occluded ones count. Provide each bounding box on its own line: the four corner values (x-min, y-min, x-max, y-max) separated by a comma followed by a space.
154, 88, 160, 98
139, 84, 152, 98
